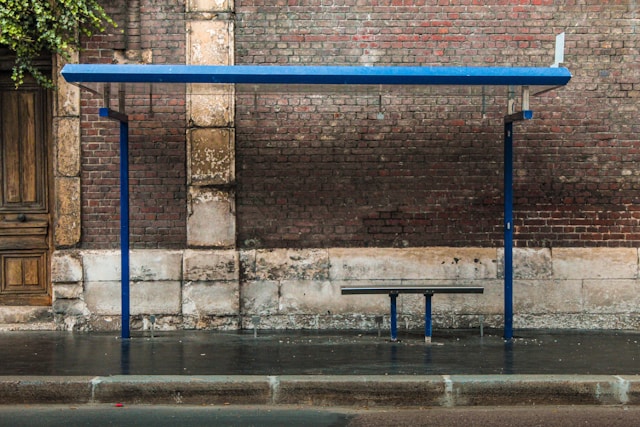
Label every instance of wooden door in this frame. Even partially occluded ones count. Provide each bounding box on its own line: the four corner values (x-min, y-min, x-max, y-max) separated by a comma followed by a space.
0, 75, 51, 305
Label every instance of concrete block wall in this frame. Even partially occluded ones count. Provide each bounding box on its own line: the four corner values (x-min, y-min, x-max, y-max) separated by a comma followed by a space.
49, 247, 640, 332
240, 247, 640, 331
51, 249, 240, 331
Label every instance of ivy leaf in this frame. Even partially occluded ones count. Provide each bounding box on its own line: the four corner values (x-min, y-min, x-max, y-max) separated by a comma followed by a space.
0, 0, 116, 88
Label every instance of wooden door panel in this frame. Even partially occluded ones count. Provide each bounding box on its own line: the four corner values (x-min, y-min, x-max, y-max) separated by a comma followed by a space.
1, 252, 46, 293
5, 257, 23, 288
0, 219, 48, 250
1, 90, 44, 209
0, 74, 51, 305
21, 92, 38, 203
2, 91, 21, 203
24, 258, 40, 286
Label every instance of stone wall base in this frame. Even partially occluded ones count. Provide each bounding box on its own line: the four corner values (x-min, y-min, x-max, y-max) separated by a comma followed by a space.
0, 306, 55, 331
41, 312, 640, 334
36, 247, 640, 332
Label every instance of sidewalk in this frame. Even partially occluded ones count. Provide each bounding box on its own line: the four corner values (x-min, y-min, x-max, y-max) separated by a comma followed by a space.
1, 328, 639, 406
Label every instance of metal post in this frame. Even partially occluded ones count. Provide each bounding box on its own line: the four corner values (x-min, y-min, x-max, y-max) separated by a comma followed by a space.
424, 293, 433, 344
100, 108, 130, 340
389, 293, 398, 342
120, 120, 130, 340
503, 109, 532, 341
504, 120, 514, 341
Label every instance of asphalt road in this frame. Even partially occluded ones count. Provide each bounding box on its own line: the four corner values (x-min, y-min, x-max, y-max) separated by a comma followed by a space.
348, 406, 640, 426
0, 405, 638, 427
0, 405, 350, 427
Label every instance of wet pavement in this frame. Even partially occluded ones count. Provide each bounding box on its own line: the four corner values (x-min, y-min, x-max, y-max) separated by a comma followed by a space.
1, 328, 639, 376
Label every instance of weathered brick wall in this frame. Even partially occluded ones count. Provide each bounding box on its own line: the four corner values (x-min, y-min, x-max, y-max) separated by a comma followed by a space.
235, 1, 640, 249
79, 1, 187, 249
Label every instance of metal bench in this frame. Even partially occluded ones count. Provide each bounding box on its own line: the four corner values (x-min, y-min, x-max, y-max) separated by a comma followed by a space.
341, 286, 484, 343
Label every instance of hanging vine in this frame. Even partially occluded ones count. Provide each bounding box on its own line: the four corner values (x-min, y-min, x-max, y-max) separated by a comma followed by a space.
0, 0, 115, 87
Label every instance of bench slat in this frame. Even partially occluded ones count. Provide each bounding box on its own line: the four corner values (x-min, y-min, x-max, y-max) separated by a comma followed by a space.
341, 286, 484, 295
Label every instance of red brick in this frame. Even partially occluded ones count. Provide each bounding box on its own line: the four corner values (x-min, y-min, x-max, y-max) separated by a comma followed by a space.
235, 0, 640, 249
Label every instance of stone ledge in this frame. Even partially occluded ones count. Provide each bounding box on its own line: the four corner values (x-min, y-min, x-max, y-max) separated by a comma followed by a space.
81, 250, 183, 282
329, 248, 498, 281
183, 249, 239, 281
553, 248, 638, 280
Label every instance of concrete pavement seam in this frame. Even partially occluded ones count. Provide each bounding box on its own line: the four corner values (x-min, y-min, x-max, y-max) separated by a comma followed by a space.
268, 376, 280, 404
614, 376, 630, 405
90, 377, 102, 403
442, 375, 454, 407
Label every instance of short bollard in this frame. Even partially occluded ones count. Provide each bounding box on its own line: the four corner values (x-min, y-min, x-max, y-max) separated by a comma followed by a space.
390, 293, 398, 342
424, 293, 433, 344
375, 316, 383, 338
252, 316, 261, 338
150, 315, 156, 339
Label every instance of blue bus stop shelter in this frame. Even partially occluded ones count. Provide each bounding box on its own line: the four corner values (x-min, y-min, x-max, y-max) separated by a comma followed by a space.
61, 64, 571, 340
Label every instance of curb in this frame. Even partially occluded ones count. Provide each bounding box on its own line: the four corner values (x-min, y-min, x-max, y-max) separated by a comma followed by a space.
0, 375, 638, 406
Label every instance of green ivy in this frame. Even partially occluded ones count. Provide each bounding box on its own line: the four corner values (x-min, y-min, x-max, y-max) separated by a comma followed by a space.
0, 0, 115, 87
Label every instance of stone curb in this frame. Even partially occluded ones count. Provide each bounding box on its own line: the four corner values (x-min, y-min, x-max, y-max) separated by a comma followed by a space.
0, 375, 638, 406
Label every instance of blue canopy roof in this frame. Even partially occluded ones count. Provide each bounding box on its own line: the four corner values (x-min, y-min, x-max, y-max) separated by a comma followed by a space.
61, 64, 571, 86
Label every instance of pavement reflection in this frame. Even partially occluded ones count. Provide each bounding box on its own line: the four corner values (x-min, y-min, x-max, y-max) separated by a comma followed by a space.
0, 329, 638, 376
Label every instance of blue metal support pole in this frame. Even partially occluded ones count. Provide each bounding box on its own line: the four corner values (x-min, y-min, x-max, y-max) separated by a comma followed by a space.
503, 109, 532, 341
424, 293, 433, 343
504, 121, 514, 340
389, 293, 398, 342
120, 119, 130, 339
100, 108, 130, 339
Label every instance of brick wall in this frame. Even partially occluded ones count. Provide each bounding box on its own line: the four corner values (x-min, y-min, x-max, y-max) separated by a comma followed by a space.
80, 1, 187, 249
235, 1, 640, 248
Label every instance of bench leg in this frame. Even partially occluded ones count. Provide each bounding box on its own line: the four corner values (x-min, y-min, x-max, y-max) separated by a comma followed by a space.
389, 293, 398, 342
424, 293, 433, 344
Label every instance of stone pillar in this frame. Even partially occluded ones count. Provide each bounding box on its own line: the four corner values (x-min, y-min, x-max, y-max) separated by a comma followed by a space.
53, 53, 82, 248
51, 53, 84, 330
185, 0, 235, 248
183, 1, 239, 328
